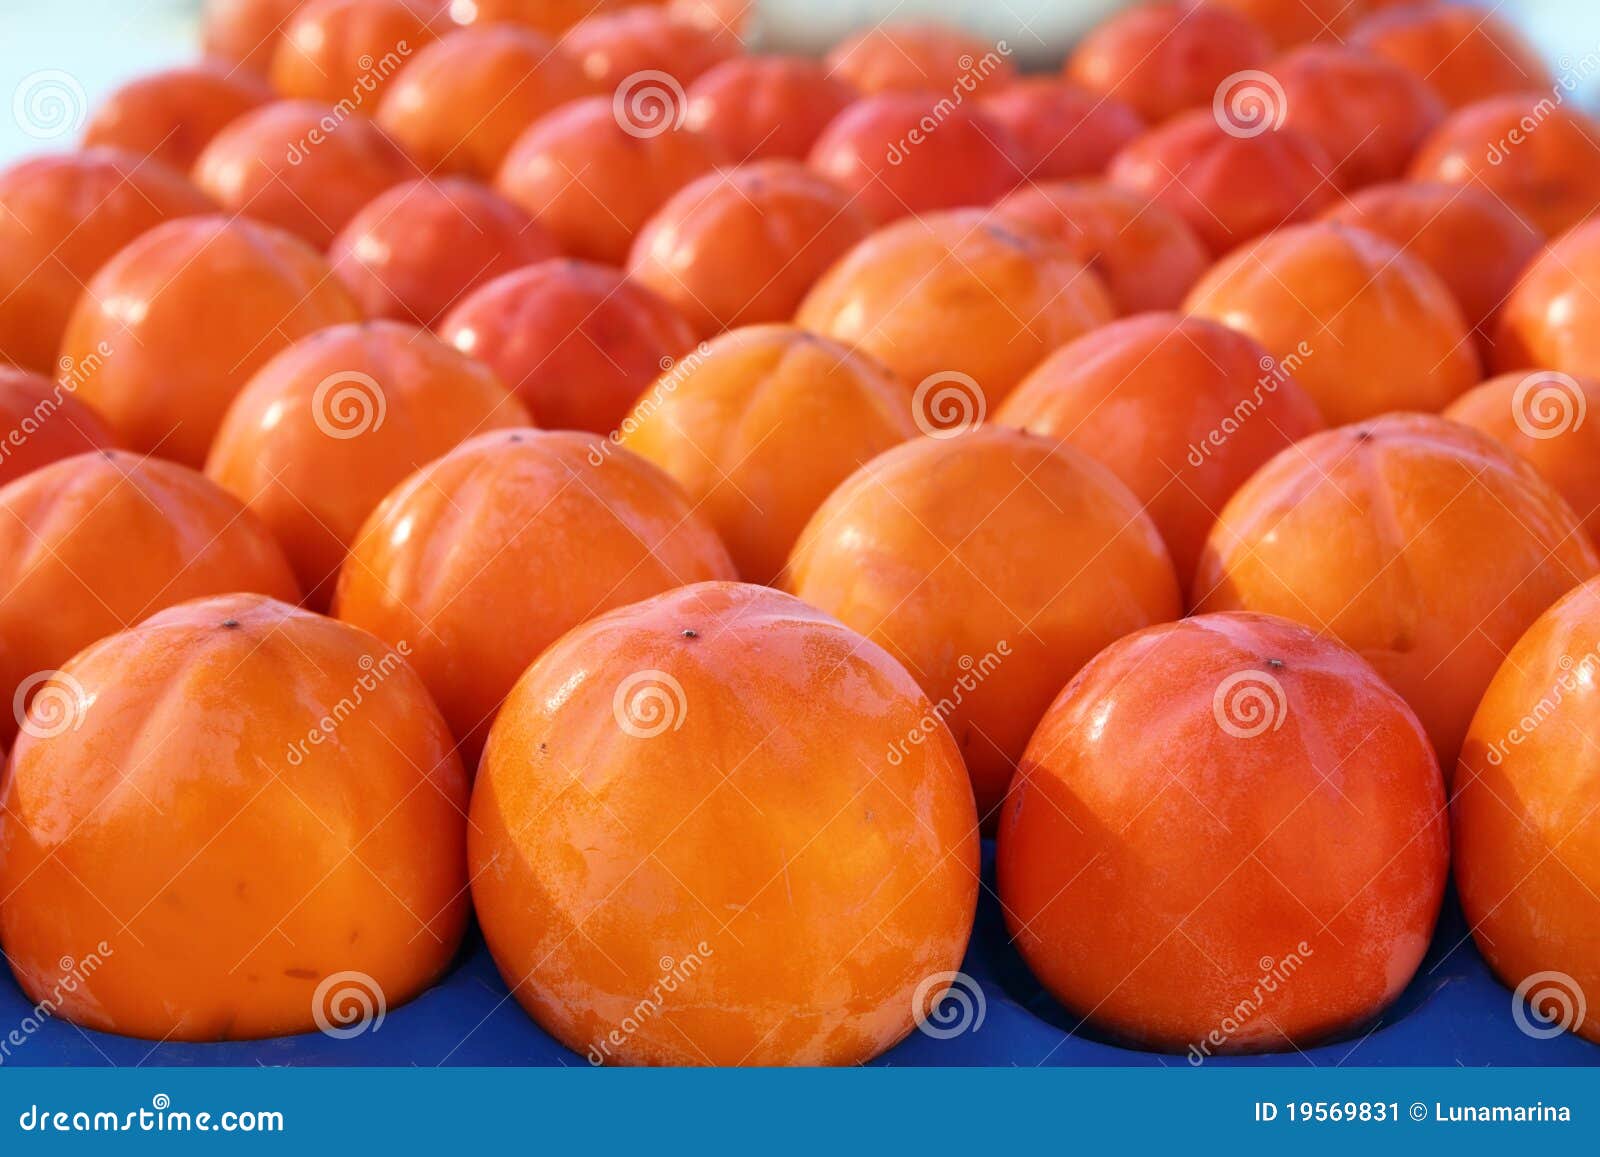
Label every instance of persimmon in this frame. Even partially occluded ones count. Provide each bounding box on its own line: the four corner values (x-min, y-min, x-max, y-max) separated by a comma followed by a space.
60, 216, 361, 466
1409, 96, 1600, 238
0, 592, 467, 1041
193, 99, 418, 248
0, 149, 212, 373
0, 451, 299, 743
806, 93, 1025, 224
1497, 220, 1600, 377
998, 611, 1448, 1053
81, 64, 274, 171
201, 0, 303, 74
448, 0, 654, 35
787, 427, 1181, 819
206, 321, 529, 607
1107, 112, 1338, 256
1198, 0, 1368, 47
0, 367, 117, 487
1067, 2, 1272, 125
627, 162, 875, 338
991, 180, 1210, 313
995, 314, 1324, 594
1184, 222, 1480, 423
978, 79, 1145, 182
684, 56, 857, 162
495, 97, 725, 265
470, 580, 979, 1066
796, 210, 1114, 406
332, 428, 735, 760
439, 260, 697, 433
1193, 414, 1599, 769
559, 6, 736, 89
1351, 2, 1551, 109
1322, 181, 1544, 364
271, 0, 441, 107
329, 177, 560, 327
1272, 44, 1445, 189
618, 325, 914, 582
824, 22, 1016, 95
1456, 577, 1600, 1044
376, 26, 592, 177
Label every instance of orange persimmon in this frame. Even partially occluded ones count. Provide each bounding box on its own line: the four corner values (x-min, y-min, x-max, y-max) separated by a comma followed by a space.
82, 64, 274, 171
824, 21, 1016, 95
1497, 220, 1600, 378
1351, 2, 1552, 109
979, 78, 1145, 182
271, 0, 442, 107
684, 56, 857, 162
0, 366, 117, 486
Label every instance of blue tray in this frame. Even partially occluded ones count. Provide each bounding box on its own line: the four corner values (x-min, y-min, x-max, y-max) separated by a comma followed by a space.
3, 846, 1595, 1067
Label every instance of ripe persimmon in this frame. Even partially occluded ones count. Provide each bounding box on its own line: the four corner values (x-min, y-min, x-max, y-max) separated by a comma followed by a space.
82, 64, 274, 171
1497, 220, 1600, 377
1199, 0, 1367, 48
0, 367, 117, 486
0, 593, 468, 1041
979, 79, 1145, 182
495, 97, 725, 265
449, 0, 651, 35
559, 6, 736, 88
376, 26, 592, 176
796, 210, 1113, 407
206, 321, 529, 607
0, 149, 212, 373
627, 162, 874, 338
1184, 222, 1480, 423
1067, 2, 1272, 124
991, 180, 1209, 313
271, 0, 441, 107
684, 56, 856, 163
999, 611, 1448, 1053
1193, 414, 1599, 769
996, 314, 1325, 594
329, 177, 560, 328
439, 260, 697, 433
470, 580, 979, 1065
618, 325, 915, 582
1455, 577, 1600, 1044
201, 0, 303, 73
193, 99, 419, 248
333, 428, 735, 761
824, 21, 1016, 95
787, 427, 1181, 819
0, 451, 299, 743
1351, 3, 1551, 109
1107, 112, 1338, 256
60, 216, 361, 466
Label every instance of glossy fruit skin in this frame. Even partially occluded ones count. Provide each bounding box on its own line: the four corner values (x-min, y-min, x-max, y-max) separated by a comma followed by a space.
806, 93, 1024, 224
1322, 181, 1544, 364
1455, 577, 1600, 1044
1351, 3, 1551, 110
440, 260, 697, 433
206, 321, 530, 607
1445, 372, 1600, 548
787, 427, 1181, 820
82, 64, 274, 171
627, 162, 875, 338
796, 210, 1114, 406
1108, 112, 1338, 256
61, 216, 361, 467
333, 428, 736, 761
193, 99, 419, 248
1409, 96, 1600, 239
1184, 223, 1480, 424
495, 98, 725, 265
1200, 0, 1368, 48
329, 177, 560, 328
1497, 221, 1600, 378
272, 0, 440, 106
1067, 2, 1272, 124
1273, 44, 1445, 189
978, 79, 1144, 182
0, 592, 468, 1042
201, 0, 304, 74
0, 367, 118, 487
996, 314, 1325, 595
684, 56, 856, 163
376, 26, 593, 177
619, 325, 915, 583
559, 6, 736, 88
0, 149, 213, 373
998, 612, 1448, 1053
0, 451, 300, 744
992, 180, 1209, 313
469, 580, 979, 1066
824, 21, 1016, 95
1193, 414, 1599, 770
450, 0, 655, 35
